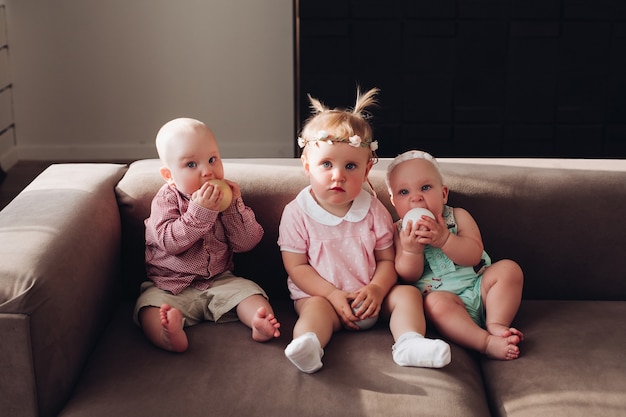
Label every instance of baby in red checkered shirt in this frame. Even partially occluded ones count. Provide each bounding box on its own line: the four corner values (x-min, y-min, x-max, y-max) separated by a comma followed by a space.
134, 117, 280, 352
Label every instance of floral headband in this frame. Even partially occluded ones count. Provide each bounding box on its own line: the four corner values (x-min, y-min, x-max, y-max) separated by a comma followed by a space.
385, 150, 444, 193
298, 130, 379, 152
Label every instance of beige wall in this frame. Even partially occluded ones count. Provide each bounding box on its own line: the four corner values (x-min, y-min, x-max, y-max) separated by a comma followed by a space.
0, 1, 16, 170
3, 0, 294, 165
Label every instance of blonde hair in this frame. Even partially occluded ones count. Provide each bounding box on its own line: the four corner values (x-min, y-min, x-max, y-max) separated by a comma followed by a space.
299, 87, 379, 161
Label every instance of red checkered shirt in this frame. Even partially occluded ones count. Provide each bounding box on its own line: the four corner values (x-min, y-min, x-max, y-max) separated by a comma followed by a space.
144, 183, 263, 295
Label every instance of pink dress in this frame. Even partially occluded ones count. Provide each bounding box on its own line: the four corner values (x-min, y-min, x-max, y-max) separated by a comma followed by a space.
278, 186, 394, 300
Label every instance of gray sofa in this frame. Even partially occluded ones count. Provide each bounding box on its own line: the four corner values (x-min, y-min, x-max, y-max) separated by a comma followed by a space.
1, 157, 625, 417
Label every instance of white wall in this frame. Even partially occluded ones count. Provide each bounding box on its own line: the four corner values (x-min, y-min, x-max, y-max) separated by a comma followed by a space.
3, 0, 294, 163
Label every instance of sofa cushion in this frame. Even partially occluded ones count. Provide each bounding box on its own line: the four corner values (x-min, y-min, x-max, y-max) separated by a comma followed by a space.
58, 301, 491, 417
482, 300, 626, 417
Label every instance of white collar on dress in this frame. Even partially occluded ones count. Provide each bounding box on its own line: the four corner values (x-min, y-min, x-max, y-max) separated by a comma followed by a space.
296, 185, 372, 226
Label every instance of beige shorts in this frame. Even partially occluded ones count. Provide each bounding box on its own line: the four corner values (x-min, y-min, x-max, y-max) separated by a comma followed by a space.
133, 271, 268, 327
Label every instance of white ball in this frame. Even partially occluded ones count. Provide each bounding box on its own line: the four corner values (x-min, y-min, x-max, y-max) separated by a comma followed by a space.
401, 207, 435, 230
352, 302, 378, 330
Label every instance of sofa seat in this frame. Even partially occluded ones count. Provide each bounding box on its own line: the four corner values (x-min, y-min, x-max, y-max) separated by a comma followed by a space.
482, 300, 626, 417
57, 301, 491, 417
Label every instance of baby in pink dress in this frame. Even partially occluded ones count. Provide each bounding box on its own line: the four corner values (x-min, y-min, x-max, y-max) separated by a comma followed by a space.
278, 88, 450, 373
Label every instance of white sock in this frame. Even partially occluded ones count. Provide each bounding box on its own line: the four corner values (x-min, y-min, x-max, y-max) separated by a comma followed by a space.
392, 332, 451, 368
284, 332, 324, 373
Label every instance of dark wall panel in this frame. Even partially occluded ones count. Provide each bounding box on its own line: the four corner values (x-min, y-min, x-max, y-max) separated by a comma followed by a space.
297, 0, 626, 158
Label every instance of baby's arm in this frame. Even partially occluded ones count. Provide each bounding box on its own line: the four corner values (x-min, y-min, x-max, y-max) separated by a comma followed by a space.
220, 180, 264, 252
282, 251, 359, 328
394, 223, 426, 282
150, 190, 217, 254
430, 207, 484, 266
352, 246, 396, 320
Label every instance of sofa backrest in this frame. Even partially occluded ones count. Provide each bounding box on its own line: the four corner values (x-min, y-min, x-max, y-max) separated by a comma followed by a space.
115, 158, 626, 302
424, 159, 626, 301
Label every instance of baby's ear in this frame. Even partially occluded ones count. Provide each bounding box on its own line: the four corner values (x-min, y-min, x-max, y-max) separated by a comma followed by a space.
159, 166, 174, 183
301, 154, 311, 177
442, 185, 449, 204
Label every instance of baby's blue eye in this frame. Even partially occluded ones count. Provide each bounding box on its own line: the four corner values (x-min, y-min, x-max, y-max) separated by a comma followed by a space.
399, 189, 409, 196
187, 162, 197, 168
346, 163, 357, 170
209, 156, 217, 164
421, 185, 432, 192
322, 161, 332, 168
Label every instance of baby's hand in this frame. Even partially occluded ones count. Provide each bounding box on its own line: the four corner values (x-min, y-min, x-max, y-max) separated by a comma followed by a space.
327, 289, 360, 331
191, 182, 224, 211
350, 284, 384, 321
417, 214, 450, 248
223, 179, 241, 200
399, 221, 426, 254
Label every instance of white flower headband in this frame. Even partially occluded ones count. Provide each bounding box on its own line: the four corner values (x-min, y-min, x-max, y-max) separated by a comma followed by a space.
385, 150, 444, 193
298, 130, 379, 152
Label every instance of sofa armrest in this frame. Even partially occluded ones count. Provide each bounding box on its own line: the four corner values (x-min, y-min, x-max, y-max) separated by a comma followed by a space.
0, 163, 127, 417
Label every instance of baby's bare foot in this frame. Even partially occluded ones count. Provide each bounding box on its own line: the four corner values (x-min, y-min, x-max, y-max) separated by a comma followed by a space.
251, 306, 281, 342
159, 304, 188, 352
484, 334, 520, 360
504, 327, 524, 342
487, 323, 524, 343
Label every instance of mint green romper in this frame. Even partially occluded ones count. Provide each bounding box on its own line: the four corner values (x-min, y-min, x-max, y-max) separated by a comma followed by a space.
414, 205, 490, 327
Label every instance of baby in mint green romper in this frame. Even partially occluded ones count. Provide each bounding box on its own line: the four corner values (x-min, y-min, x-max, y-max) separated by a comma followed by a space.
388, 149, 524, 361
415, 205, 490, 327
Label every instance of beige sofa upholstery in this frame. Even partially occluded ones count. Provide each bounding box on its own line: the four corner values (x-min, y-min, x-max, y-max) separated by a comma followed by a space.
1, 158, 625, 417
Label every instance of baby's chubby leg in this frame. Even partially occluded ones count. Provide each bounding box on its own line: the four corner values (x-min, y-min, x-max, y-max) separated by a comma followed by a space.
236, 294, 281, 342
139, 304, 189, 352
385, 286, 451, 368
481, 259, 525, 358
424, 291, 521, 361
285, 296, 341, 373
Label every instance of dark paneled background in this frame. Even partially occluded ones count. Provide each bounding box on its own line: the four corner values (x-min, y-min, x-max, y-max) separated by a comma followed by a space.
296, 0, 626, 158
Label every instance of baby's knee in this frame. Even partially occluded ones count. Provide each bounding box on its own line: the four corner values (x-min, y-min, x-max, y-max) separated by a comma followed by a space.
486, 260, 523, 285
299, 295, 334, 314
424, 291, 460, 314
390, 284, 422, 303
500, 259, 522, 273
501, 260, 524, 285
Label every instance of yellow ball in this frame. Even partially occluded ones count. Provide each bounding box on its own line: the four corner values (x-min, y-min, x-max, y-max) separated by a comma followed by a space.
207, 179, 233, 212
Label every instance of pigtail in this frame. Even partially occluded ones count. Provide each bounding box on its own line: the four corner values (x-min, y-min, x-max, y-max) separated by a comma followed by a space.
307, 93, 328, 114
353, 87, 380, 117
